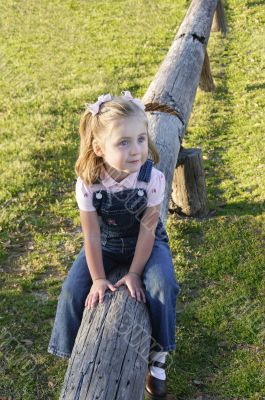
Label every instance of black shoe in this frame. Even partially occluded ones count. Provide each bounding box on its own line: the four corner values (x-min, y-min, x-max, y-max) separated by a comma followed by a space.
145, 361, 167, 400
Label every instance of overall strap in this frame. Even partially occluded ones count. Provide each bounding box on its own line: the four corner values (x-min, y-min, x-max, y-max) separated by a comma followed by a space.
137, 159, 153, 183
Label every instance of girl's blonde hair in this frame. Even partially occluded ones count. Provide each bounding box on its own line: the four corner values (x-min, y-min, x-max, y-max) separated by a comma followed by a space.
75, 95, 160, 185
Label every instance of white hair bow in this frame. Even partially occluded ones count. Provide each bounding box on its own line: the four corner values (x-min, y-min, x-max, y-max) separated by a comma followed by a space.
85, 93, 112, 116
85, 90, 145, 116
121, 90, 145, 111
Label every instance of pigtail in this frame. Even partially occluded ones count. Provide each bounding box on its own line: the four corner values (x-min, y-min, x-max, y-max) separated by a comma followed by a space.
148, 137, 160, 165
75, 110, 103, 185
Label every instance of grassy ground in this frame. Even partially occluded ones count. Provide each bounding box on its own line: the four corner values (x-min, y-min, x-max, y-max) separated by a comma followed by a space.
0, 0, 264, 399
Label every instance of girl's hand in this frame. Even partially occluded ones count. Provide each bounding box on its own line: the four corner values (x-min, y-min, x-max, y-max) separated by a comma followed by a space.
85, 279, 117, 309
114, 272, 146, 303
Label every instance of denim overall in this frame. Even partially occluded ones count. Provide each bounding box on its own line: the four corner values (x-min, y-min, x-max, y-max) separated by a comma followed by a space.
48, 159, 180, 358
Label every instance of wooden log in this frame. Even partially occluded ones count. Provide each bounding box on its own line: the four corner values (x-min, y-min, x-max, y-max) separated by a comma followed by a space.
60, 266, 152, 400
142, 0, 218, 225
172, 148, 209, 217
211, 0, 227, 35
199, 50, 215, 92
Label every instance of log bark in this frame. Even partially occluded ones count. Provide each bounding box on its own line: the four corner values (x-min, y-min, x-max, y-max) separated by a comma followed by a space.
60, 267, 151, 400
172, 148, 209, 217
142, 0, 218, 225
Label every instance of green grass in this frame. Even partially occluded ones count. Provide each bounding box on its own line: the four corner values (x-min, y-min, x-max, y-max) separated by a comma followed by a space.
0, 0, 264, 399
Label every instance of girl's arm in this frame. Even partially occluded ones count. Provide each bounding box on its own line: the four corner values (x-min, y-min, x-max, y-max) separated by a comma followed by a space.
79, 210, 106, 281
80, 210, 117, 309
129, 204, 161, 276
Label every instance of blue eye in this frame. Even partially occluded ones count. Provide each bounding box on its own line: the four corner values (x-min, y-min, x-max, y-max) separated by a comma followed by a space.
119, 140, 128, 146
118, 136, 146, 146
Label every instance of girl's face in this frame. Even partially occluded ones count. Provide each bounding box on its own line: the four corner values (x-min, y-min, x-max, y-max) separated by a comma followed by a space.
94, 116, 149, 181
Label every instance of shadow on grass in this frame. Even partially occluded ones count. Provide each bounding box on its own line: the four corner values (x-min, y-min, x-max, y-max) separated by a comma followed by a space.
245, 82, 265, 92
213, 199, 265, 216
246, 0, 265, 7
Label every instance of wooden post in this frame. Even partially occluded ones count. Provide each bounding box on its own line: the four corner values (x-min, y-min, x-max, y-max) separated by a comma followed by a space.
60, 267, 151, 400
199, 50, 215, 92
211, 0, 227, 35
172, 148, 209, 217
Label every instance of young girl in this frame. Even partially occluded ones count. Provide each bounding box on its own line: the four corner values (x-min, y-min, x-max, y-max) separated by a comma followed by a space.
48, 90, 180, 399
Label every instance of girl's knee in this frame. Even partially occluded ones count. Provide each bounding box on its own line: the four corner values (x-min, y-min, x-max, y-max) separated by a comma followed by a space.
144, 264, 180, 296
61, 274, 89, 301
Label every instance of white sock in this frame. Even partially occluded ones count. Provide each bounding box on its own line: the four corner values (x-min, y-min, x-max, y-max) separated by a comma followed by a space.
149, 351, 168, 380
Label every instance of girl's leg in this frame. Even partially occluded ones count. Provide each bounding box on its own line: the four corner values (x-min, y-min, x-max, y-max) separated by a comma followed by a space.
141, 240, 180, 353
47, 246, 116, 358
